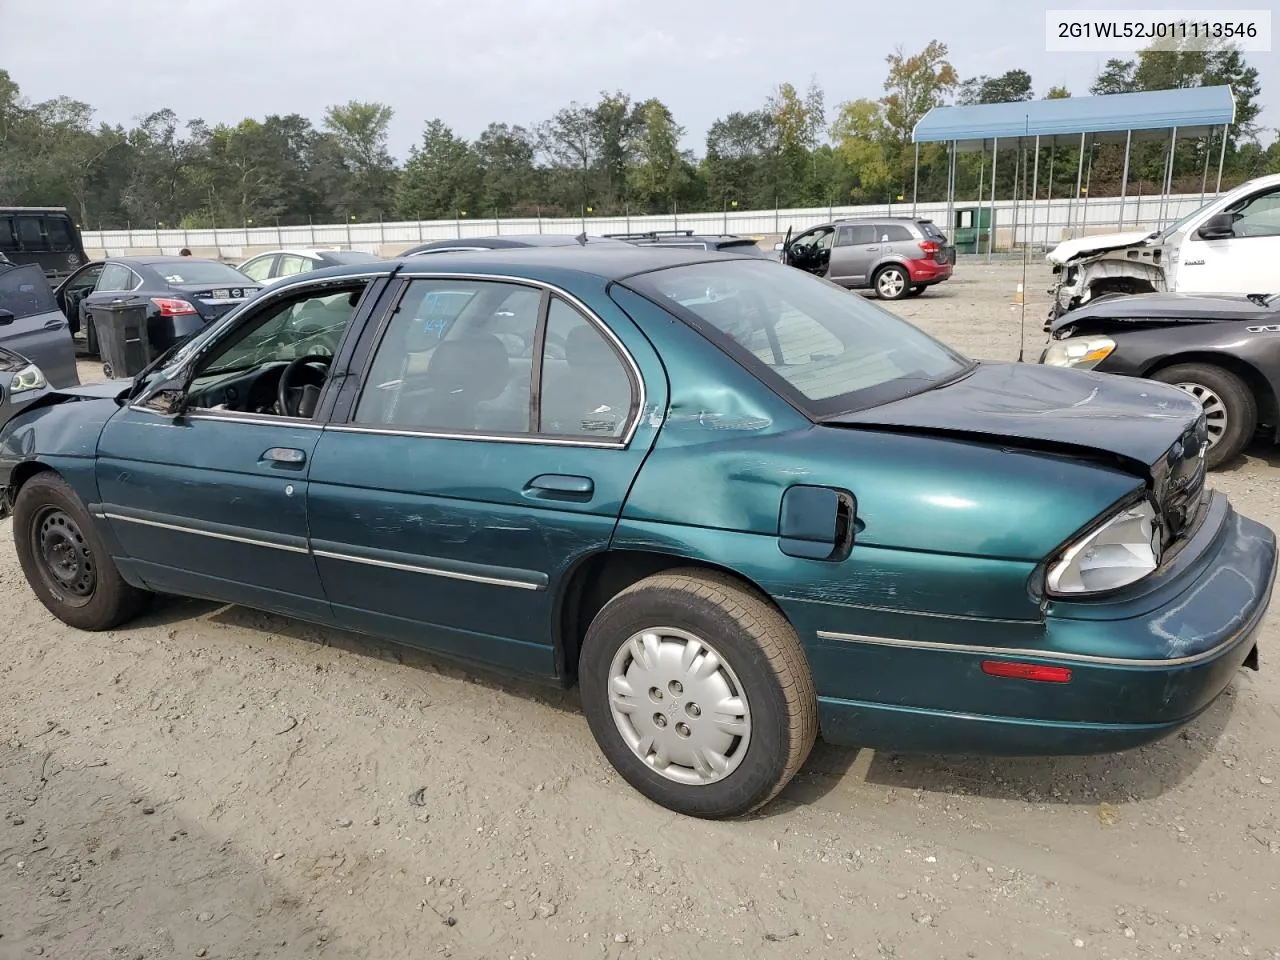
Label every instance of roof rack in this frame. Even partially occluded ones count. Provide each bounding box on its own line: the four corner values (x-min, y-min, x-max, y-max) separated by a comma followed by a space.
601, 229, 696, 240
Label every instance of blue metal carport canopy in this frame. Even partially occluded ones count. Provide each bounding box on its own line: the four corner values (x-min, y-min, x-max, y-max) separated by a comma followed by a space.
913, 85, 1235, 152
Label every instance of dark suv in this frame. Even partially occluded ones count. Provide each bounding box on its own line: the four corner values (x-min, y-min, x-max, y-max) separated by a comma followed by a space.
0, 207, 89, 284
605, 230, 770, 257
777, 216, 954, 300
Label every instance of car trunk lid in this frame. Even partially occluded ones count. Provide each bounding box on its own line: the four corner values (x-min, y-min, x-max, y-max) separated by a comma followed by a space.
166, 281, 260, 321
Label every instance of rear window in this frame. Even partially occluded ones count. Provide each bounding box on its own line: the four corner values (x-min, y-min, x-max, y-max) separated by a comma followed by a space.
879, 225, 913, 242
918, 220, 946, 239
0, 263, 59, 320
627, 259, 971, 416
156, 261, 256, 286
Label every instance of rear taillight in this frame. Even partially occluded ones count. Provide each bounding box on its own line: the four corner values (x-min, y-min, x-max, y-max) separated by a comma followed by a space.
919, 239, 941, 255
151, 297, 198, 317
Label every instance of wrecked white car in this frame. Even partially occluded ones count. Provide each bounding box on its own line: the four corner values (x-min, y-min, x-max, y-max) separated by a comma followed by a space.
1046, 172, 1280, 320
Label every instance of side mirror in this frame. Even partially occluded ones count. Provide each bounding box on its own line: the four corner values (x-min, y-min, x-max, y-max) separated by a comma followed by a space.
1197, 212, 1234, 240
0, 308, 15, 326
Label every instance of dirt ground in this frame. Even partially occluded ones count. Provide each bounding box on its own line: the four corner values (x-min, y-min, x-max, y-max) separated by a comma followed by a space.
2, 261, 1278, 960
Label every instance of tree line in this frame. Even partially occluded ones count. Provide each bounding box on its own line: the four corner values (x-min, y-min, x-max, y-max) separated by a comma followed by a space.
1, 35, 1276, 231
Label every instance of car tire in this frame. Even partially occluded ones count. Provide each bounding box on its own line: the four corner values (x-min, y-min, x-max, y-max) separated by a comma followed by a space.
906, 285, 926, 297
873, 264, 910, 300
1150, 363, 1256, 469
579, 568, 817, 819
12, 472, 151, 631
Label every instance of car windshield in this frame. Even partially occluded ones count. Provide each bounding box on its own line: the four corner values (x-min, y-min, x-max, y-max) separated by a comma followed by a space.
627, 259, 974, 416
155, 261, 255, 285
1153, 201, 1214, 241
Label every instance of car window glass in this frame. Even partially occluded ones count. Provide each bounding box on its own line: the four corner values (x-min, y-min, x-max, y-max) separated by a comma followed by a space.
1228, 187, 1280, 238
277, 254, 313, 276
97, 263, 133, 291
835, 227, 855, 247
815, 228, 835, 251
195, 287, 365, 382
240, 256, 274, 282
353, 279, 541, 435
15, 218, 44, 247
880, 225, 912, 242
539, 298, 632, 439
45, 218, 73, 250
0, 263, 59, 320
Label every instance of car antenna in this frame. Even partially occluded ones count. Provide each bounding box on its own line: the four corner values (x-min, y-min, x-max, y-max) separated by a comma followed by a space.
1017, 114, 1030, 363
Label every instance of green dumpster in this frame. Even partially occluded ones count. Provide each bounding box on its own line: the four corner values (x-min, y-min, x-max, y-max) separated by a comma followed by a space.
953, 206, 994, 254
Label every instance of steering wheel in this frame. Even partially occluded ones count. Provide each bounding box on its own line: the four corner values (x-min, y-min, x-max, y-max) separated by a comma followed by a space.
277, 354, 332, 418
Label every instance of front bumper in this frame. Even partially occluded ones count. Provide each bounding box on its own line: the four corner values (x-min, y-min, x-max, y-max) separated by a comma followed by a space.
814, 492, 1275, 755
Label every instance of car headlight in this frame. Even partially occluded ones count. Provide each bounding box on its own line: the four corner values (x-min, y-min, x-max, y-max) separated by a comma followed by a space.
1041, 336, 1116, 370
8, 363, 47, 396
1046, 500, 1161, 595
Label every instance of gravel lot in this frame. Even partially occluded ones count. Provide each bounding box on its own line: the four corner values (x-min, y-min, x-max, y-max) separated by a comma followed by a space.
3, 261, 1278, 960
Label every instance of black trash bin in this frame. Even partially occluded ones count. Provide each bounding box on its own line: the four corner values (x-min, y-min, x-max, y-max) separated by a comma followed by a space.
92, 302, 153, 380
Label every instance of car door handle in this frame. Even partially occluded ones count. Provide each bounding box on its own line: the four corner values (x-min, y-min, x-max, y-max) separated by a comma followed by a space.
43, 317, 67, 329
523, 474, 594, 502
262, 447, 307, 465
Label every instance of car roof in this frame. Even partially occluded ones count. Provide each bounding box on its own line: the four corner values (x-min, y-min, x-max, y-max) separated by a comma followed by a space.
266, 244, 760, 291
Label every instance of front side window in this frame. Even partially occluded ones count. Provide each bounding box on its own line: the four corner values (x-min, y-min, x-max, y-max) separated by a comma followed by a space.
182, 284, 369, 418
626, 259, 972, 416
1225, 186, 1280, 239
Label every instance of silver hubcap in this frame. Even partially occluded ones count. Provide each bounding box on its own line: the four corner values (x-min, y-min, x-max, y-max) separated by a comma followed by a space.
607, 628, 752, 786
878, 270, 905, 298
1174, 382, 1227, 448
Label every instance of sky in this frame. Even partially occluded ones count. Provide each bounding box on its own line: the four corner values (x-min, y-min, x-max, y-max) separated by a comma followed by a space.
0, 0, 1274, 159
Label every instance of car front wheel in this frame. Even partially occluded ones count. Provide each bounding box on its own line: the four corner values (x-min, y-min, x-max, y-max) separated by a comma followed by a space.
579, 569, 817, 819
1150, 363, 1256, 469
13, 472, 151, 630
873, 265, 910, 300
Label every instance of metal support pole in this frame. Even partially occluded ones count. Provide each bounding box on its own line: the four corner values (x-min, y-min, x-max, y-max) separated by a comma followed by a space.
1200, 130, 1212, 204
1028, 136, 1040, 254
1010, 142, 1021, 252
1046, 142, 1055, 249
912, 141, 920, 217
945, 140, 956, 243
1081, 140, 1095, 234
1159, 126, 1177, 227
1118, 130, 1132, 230
987, 137, 998, 260
1215, 124, 1228, 194
1069, 132, 1085, 236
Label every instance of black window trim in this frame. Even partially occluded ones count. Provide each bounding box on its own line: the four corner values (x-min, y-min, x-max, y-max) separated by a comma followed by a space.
332, 272, 645, 449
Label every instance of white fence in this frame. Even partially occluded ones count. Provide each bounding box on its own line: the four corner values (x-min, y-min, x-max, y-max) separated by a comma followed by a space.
81, 190, 1219, 258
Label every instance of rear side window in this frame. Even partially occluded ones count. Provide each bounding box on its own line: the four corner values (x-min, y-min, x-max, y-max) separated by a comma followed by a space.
98, 263, 137, 291
879, 225, 913, 242
0, 264, 59, 320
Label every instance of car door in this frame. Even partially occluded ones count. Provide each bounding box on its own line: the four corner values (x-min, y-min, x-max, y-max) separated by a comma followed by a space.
0, 262, 79, 387
54, 261, 105, 330
305, 274, 666, 678
828, 224, 879, 285
81, 262, 140, 329
1178, 183, 1280, 295
94, 276, 381, 623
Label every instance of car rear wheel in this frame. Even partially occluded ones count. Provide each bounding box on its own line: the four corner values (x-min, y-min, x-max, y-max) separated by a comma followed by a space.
906, 285, 926, 297
579, 569, 817, 819
13, 473, 151, 630
1150, 363, 1256, 469
873, 265, 910, 300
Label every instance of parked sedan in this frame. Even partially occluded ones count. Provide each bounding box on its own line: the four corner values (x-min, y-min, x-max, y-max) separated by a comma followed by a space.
0, 260, 79, 388
0, 248, 1272, 819
237, 248, 383, 286
55, 256, 262, 358
1041, 290, 1280, 468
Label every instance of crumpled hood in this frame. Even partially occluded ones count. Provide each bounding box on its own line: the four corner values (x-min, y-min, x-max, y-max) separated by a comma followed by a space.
51, 380, 133, 400
1046, 230, 1154, 265
1051, 292, 1275, 332
826, 362, 1200, 467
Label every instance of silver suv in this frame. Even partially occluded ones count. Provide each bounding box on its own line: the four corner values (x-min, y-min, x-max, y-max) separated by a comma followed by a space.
777, 217, 955, 300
